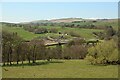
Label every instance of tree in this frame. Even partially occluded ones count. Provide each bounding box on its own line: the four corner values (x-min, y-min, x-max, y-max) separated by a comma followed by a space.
86, 39, 118, 65
34, 28, 48, 34
29, 39, 45, 63
67, 38, 85, 46
45, 48, 53, 61
49, 28, 58, 33
104, 26, 115, 40
68, 31, 81, 37
55, 43, 62, 59
63, 38, 87, 59
2, 31, 23, 65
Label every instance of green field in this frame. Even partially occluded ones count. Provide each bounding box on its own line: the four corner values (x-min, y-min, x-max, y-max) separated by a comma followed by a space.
2, 20, 118, 78
2, 60, 118, 78
73, 19, 118, 30
2, 27, 42, 40
2, 26, 103, 40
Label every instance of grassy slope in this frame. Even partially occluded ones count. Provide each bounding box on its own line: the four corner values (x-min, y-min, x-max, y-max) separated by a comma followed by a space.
2, 60, 118, 78
73, 20, 118, 30
2, 26, 103, 40
94, 20, 118, 30
59, 27, 102, 39
2, 21, 118, 78
38, 26, 103, 39
2, 27, 46, 40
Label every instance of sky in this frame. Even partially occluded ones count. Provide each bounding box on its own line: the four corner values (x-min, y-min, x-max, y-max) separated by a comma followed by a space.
1, 0, 119, 2
1, 2, 118, 23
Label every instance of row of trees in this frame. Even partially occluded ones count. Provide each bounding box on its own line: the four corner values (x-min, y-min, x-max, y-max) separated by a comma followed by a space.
2, 22, 103, 30
1, 21, 115, 31
2, 31, 87, 66
2, 31, 46, 65
2, 28, 119, 66
93, 26, 116, 40
1, 22, 23, 28
61, 23, 105, 29
23, 26, 58, 34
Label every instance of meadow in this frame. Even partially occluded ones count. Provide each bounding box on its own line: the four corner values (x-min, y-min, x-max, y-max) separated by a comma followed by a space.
2, 26, 103, 40
2, 60, 118, 78
2, 19, 118, 78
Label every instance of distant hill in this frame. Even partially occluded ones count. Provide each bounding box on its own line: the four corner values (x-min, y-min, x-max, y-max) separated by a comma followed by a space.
49, 18, 84, 23
20, 20, 52, 24
20, 18, 98, 24
1, 18, 117, 25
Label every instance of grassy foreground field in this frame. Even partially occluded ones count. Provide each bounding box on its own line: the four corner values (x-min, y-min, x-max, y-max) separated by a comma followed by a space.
2, 60, 118, 78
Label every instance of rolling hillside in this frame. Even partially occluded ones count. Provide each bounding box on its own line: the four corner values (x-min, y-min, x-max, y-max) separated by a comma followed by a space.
1, 18, 117, 41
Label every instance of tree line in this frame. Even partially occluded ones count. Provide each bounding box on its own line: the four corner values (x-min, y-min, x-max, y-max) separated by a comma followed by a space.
93, 26, 117, 40
2, 31, 87, 66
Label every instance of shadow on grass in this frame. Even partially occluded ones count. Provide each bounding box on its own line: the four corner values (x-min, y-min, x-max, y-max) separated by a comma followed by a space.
2, 60, 64, 67
86, 63, 115, 66
49, 60, 64, 63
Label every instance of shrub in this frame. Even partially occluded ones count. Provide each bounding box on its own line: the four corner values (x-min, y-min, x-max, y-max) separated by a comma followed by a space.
69, 31, 81, 37
86, 39, 118, 65
63, 45, 87, 59
85, 56, 95, 64
49, 28, 58, 33
34, 28, 48, 34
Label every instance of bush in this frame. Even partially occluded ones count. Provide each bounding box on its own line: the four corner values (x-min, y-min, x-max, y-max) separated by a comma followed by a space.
86, 39, 118, 65
108, 49, 118, 62
49, 28, 58, 33
69, 31, 81, 37
34, 28, 48, 34
67, 38, 85, 46
85, 55, 95, 64
63, 45, 87, 59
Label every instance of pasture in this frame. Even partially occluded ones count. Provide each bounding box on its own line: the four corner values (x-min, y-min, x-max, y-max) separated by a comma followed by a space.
2, 60, 118, 78
2, 26, 103, 40
1, 19, 118, 78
